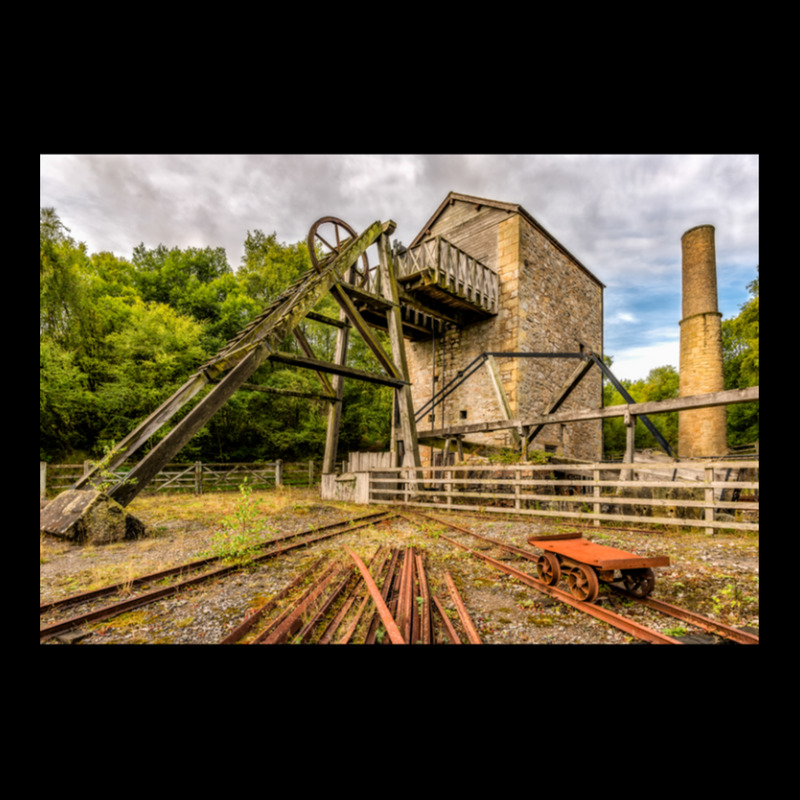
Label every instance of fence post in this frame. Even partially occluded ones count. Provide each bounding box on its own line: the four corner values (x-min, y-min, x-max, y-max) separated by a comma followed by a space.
308, 460, 314, 487
593, 467, 601, 526
275, 459, 284, 488
621, 410, 636, 481
705, 466, 715, 535
195, 462, 203, 495
447, 467, 452, 508
40, 462, 47, 499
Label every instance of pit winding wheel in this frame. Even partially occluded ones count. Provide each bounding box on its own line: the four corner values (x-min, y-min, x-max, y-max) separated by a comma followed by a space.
308, 216, 372, 287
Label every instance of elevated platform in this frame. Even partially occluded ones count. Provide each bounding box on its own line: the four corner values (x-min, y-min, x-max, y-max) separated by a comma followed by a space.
395, 236, 499, 321
347, 236, 499, 340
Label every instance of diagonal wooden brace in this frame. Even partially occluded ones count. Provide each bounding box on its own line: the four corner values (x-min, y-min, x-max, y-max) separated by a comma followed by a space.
109, 220, 392, 506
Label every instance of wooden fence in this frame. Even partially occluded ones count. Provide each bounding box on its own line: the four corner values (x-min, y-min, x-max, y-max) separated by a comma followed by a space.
41, 459, 323, 498
366, 460, 759, 534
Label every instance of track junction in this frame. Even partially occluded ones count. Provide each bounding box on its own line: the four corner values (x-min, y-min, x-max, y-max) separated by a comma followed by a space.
40, 507, 759, 646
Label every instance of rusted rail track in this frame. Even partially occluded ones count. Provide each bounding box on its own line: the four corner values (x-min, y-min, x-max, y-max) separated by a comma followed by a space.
404, 511, 758, 645
40, 511, 395, 642
42, 510, 755, 644
41, 510, 391, 617
222, 542, 480, 644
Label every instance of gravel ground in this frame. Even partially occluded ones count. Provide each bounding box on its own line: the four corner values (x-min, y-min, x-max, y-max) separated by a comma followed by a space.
40, 488, 760, 645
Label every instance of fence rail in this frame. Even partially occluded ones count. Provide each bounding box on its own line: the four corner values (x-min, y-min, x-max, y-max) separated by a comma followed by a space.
366, 460, 759, 534
41, 459, 322, 498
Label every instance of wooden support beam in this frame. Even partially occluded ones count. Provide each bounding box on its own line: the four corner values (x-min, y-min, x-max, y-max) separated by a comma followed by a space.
378, 233, 421, 470
292, 327, 335, 396
74, 371, 210, 490
108, 220, 391, 506
323, 310, 349, 474
397, 290, 466, 327
304, 310, 347, 328
240, 382, 335, 401
622, 409, 636, 481
268, 351, 405, 388
484, 355, 521, 448
339, 283, 395, 310
418, 386, 759, 440
329, 280, 403, 381
524, 356, 594, 448
112, 345, 270, 506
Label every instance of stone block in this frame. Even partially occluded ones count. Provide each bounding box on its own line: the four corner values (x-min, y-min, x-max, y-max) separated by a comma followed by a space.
40, 489, 147, 545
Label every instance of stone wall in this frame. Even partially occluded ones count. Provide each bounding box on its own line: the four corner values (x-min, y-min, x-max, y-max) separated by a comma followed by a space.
515, 215, 603, 461
407, 208, 603, 463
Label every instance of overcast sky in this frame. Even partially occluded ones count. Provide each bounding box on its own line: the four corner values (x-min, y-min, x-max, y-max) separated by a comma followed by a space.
40, 153, 758, 383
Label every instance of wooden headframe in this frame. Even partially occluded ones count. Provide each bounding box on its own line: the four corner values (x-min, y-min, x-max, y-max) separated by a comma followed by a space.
74, 220, 419, 507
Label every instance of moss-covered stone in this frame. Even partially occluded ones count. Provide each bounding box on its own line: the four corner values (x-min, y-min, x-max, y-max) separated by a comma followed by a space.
40, 489, 147, 545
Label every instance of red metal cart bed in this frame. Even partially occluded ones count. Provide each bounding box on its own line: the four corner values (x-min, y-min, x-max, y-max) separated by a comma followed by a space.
527, 533, 670, 603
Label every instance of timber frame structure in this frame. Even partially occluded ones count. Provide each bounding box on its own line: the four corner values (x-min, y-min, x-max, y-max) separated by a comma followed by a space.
46, 210, 758, 522
414, 349, 675, 460
71, 218, 424, 508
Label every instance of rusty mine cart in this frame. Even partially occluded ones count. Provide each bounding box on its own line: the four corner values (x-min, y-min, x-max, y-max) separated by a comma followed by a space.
527, 533, 670, 604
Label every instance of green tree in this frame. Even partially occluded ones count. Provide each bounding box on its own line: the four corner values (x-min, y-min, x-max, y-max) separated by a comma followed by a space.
90, 299, 209, 457
238, 230, 311, 305
39, 208, 396, 466
602, 364, 679, 458
39, 338, 92, 459
722, 271, 759, 447
40, 208, 91, 347
131, 243, 258, 352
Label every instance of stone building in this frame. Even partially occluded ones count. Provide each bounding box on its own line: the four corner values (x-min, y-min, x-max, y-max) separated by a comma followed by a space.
400, 192, 605, 463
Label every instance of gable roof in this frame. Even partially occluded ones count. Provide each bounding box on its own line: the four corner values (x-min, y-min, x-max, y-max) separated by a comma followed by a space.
409, 191, 605, 288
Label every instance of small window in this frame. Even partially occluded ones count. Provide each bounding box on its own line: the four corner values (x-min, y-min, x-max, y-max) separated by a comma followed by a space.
460, 410, 468, 420
544, 444, 557, 453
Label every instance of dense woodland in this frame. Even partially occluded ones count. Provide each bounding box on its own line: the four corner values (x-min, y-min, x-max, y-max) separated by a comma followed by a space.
40, 208, 759, 465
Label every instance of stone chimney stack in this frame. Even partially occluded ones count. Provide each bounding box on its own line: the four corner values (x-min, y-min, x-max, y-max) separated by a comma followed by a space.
678, 224, 727, 458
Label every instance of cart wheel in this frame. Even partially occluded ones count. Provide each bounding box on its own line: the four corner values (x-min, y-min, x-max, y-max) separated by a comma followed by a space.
567, 564, 599, 603
536, 553, 561, 586
622, 568, 655, 598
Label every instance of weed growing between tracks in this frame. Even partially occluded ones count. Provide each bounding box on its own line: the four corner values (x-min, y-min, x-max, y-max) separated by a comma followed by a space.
196, 479, 279, 564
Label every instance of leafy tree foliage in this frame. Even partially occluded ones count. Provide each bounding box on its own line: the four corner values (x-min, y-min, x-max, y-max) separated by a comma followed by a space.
722, 271, 759, 447
131, 243, 259, 352
92, 299, 207, 449
39, 210, 394, 466
602, 363, 680, 458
